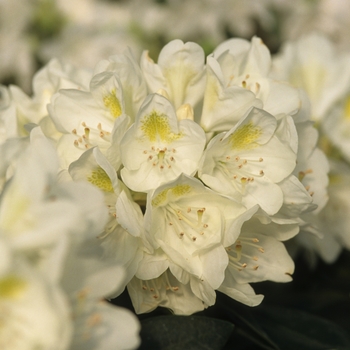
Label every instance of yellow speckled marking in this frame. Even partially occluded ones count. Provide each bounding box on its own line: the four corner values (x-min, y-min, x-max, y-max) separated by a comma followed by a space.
152, 184, 192, 207
229, 122, 262, 150
141, 110, 182, 143
87, 167, 114, 192
0, 275, 27, 299
103, 89, 122, 118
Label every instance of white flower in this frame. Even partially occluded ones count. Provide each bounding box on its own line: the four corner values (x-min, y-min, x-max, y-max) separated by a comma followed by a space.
120, 93, 206, 192
200, 36, 300, 133
58, 240, 141, 350
199, 107, 297, 215
0, 241, 71, 350
318, 160, 350, 251
141, 173, 256, 306
219, 216, 295, 306
0, 127, 108, 255
128, 269, 206, 315
141, 39, 206, 109
69, 146, 145, 292
93, 48, 148, 122
272, 32, 350, 122
48, 69, 132, 168
323, 95, 350, 163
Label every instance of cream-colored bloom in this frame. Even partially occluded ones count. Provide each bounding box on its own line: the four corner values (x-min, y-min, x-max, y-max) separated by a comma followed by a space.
199, 107, 297, 215
120, 93, 206, 192
141, 39, 206, 110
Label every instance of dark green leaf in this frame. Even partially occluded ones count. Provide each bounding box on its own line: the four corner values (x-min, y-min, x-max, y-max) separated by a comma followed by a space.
216, 293, 280, 350
254, 305, 350, 350
138, 315, 234, 350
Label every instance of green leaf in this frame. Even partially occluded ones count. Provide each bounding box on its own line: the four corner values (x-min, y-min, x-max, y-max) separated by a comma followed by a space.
216, 293, 280, 350
138, 315, 234, 350
254, 305, 350, 350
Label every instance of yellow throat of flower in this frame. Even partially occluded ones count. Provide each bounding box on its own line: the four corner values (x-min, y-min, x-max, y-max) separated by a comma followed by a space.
103, 89, 122, 119
0, 275, 27, 300
229, 121, 262, 150
152, 184, 192, 207
87, 167, 114, 193
141, 110, 182, 143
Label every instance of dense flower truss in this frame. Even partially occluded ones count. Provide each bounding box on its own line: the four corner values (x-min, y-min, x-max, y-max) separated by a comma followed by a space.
0, 33, 330, 342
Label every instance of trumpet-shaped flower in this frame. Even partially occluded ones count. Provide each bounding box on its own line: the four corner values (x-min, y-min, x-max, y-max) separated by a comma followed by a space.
0, 127, 108, 254
69, 147, 145, 291
48, 69, 132, 168
128, 269, 206, 315
57, 238, 141, 350
219, 217, 295, 306
272, 33, 350, 122
93, 48, 148, 122
141, 39, 206, 109
0, 241, 71, 350
200, 36, 300, 132
199, 107, 297, 215
142, 173, 256, 306
120, 93, 206, 192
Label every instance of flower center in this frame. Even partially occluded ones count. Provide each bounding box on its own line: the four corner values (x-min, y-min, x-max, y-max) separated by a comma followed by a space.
72, 122, 111, 150
217, 155, 264, 194
166, 203, 209, 243
144, 146, 178, 171
139, 271, 180, 300
226, 236, 265, 271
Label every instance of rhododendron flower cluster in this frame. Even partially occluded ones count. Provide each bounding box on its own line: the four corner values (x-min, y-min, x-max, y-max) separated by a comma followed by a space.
0, 34, 336, 347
